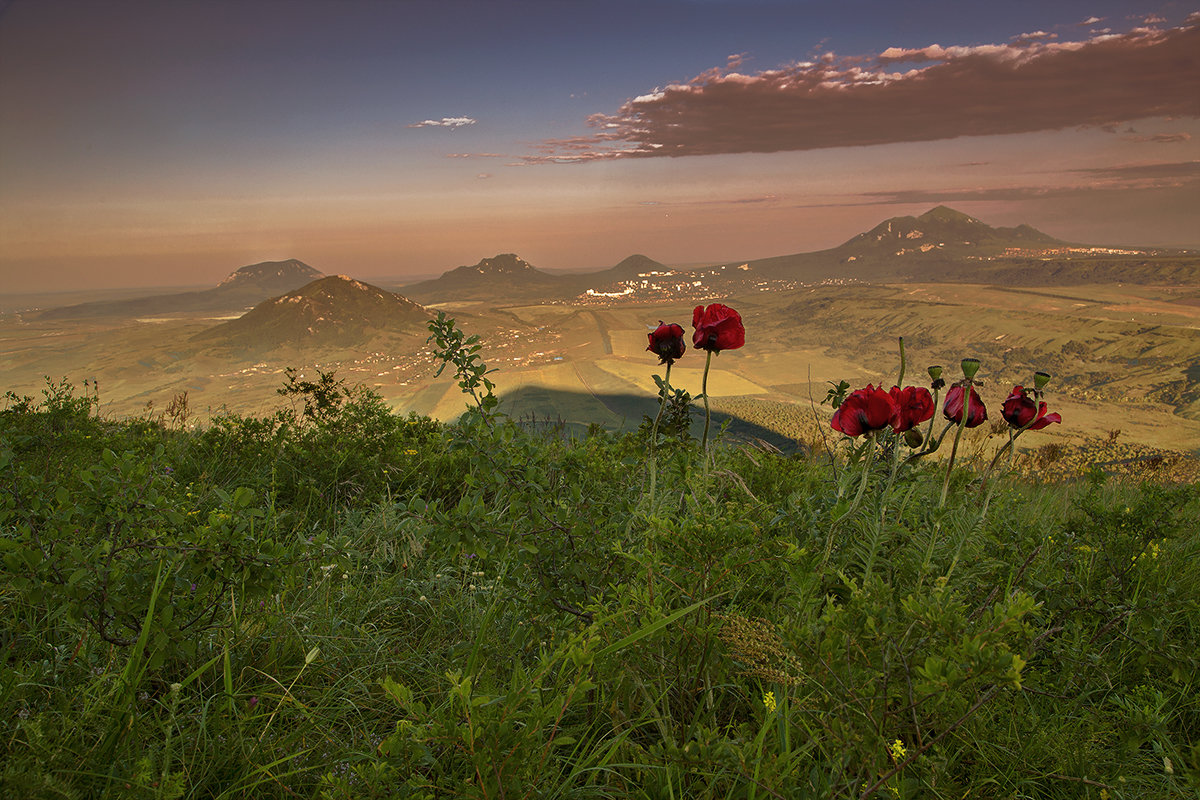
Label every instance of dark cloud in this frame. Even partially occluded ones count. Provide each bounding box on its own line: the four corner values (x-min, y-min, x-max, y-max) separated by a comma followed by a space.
526, 22, 1200, 163
861, 161, 1200, 205
1067, 160, 1200, 180
1120, 132, 1192, 143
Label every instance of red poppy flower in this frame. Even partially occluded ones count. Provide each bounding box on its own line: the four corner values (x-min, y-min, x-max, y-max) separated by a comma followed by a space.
1001, 385, 1061, 431
646, 322, 686, 365
943, 384, 988, 428
831, 384, 899, 437
889, 385, 935, 432
692, 303, 745, 353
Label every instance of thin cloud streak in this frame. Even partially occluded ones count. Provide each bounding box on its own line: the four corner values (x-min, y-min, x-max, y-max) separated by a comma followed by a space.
525, 21, 1200, 163
408, 116, 478, 129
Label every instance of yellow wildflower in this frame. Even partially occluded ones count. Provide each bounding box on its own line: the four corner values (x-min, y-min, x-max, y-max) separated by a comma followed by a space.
762, 691, 777, 714
889, 739, 907, 761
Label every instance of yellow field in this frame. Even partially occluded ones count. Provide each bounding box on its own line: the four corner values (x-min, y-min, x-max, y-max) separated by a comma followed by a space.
592, 357, 768, 397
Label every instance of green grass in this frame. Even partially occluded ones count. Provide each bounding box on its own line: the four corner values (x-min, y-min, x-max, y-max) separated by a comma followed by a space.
2, 379, 1198, 798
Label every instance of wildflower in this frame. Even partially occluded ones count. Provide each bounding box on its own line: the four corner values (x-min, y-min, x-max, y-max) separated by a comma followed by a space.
690, 303, 745, 459
691, 303, 745, 353
763, 690, 777, 714
404, 448, 418, 456
889, 738, 907, 761
889, 385, 934, 433
1001, 385, 1061, 431
646, 321, 686, 365
831, 384, 898, 437
943, 384, 987, 428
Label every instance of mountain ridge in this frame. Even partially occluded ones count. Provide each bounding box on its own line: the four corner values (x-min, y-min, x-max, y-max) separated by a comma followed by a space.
192, 275, 428, 351
38, 260, 324, 320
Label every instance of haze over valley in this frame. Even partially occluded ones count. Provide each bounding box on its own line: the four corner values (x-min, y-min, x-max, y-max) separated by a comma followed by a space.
4, 206, 1199, 465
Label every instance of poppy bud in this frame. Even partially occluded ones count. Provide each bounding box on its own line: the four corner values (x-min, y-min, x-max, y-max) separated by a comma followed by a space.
960, 358, 981, 380
1033, 371, 1051, 391
904, 428, 924, 448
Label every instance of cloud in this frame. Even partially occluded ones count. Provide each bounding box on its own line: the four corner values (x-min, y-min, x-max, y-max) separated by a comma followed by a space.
1121, 132, 1193, 143
1067, 159, 1200, 180
446, 152, 504, 158
407, 117, 477, 129
525, 21, 1200, 163
858, 160, 1200, 205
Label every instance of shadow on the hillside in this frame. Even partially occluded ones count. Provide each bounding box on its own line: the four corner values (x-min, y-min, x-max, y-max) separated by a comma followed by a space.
493, 386, 805, 454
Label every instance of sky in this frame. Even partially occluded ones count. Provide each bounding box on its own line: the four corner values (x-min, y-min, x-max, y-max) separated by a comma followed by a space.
1, 0, 1198, 293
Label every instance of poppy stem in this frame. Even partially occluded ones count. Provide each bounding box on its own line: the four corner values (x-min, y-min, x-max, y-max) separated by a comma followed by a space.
923, 388, 941, 446
701, 349, 714, 467
896, 336, 906, 389
827, 436, 876, 564
939, 398, 970, 509
647, 362, 673, 504
979, 430, 1016, 495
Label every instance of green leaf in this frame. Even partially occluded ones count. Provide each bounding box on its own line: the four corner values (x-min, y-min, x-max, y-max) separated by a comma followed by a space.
596, 594, 722, 660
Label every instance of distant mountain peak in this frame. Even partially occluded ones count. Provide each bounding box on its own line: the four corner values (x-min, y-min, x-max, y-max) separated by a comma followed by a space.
613, 254, 666, 271
195, 275, 427, 350
471, 253, 536, 274
918, 206, 984, 225
217, 259, 322, 287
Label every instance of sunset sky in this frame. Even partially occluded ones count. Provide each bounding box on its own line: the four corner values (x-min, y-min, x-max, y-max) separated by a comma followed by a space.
2, 0, 1198, 293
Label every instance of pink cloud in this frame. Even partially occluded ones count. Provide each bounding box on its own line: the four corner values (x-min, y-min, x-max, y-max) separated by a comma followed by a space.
1121, 132, 1193, 143
525, 22, 1200, 163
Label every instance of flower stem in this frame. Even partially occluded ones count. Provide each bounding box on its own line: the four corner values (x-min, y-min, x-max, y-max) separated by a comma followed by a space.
701, 349, 714, 467
826, 436, 876, 564
896, 336, 906, 388
647, 362, 672, 505
939, 398, 970, 509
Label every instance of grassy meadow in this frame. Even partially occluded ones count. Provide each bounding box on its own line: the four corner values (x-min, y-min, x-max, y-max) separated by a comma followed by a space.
3, 328, 1199, 798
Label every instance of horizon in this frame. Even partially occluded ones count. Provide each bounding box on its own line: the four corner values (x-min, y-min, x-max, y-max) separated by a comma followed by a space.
2, 0, 1199, 293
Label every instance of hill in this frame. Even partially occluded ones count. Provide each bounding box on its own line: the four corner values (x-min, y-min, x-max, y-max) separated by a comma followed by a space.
742, 206, 1065, 282
192, 275, 429, 350
37, 259, 324, 320
401, 254, 571, 304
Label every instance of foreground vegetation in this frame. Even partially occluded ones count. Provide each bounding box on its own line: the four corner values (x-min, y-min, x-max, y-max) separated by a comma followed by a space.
2, 372, 1198, 798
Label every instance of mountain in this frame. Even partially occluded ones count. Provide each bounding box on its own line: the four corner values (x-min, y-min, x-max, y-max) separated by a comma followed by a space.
38, 259, 324, 320
587, 254, 672, 283
742, 206, 1065, 282
192, 275, 429, 350
400, 253, 570, 304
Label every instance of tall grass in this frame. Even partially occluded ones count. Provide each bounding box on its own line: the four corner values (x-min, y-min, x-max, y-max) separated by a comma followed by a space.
2, 379, 1197, 798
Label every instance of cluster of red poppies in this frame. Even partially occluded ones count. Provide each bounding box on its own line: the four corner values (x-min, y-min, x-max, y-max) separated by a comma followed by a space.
830, 384, 935, 437
831, 365, 1061, 439
646, 303, 745, 365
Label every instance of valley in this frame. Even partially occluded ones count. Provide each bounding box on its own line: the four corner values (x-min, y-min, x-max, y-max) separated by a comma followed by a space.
3, 207, 1199, 461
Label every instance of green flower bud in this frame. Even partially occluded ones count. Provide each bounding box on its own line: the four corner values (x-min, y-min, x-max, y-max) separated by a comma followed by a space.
904, 428, 924, 448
